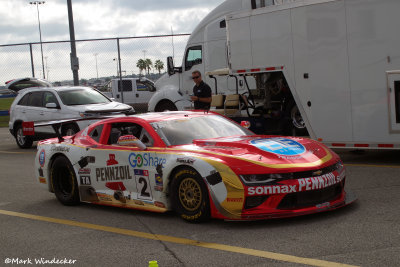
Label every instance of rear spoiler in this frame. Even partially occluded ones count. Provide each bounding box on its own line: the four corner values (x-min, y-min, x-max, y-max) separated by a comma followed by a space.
25, 109, 136, 142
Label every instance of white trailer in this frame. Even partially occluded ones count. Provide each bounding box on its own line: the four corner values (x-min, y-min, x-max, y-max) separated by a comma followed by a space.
223, 0, 400, 149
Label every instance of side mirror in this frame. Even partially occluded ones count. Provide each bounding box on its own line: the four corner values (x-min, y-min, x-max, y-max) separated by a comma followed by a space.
167, 56, 175, 76
45, 103, 58, 109
117, 135, 146, 150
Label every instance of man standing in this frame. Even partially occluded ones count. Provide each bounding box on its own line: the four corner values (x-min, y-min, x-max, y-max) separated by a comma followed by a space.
190, 70, 212, 110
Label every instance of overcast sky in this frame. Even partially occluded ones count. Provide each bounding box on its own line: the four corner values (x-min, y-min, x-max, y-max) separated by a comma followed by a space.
0, 0, 225, 82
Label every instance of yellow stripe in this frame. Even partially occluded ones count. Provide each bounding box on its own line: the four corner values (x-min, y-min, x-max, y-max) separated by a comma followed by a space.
0, 209, 358, 267
0, 150, 35, 154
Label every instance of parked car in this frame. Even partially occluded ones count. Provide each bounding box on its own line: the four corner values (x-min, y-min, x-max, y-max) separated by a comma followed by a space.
9, 86, 134, 148
35, 111, 356, 222
5, 77, 52, 93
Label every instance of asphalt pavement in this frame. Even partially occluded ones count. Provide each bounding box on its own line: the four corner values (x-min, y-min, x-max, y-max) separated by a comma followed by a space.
0, 127, 399, 267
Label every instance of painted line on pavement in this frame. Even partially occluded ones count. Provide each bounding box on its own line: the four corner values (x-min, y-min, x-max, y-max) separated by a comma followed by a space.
0, 209, 358, 267
0, 150, 35, 154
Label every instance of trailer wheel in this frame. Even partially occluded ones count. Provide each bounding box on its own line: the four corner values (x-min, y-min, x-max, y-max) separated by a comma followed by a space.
286, 102, 308, 136
155, 101, 178, 112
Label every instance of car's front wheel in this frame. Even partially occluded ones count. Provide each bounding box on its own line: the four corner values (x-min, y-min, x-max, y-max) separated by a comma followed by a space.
51, 156, 80, 206
15, 124, 33, 149
171, 168, 210, 222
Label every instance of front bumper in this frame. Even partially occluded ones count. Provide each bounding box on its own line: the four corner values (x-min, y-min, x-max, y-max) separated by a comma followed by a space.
234, 190, 356, 221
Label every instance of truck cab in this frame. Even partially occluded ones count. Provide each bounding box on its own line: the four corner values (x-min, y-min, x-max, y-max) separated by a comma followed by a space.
148, 0, 252, 112
101, 77, 156, 113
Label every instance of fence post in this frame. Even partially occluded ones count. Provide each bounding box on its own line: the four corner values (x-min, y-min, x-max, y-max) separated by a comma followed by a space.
117, 38, 124, 103
29, 43, 35, 78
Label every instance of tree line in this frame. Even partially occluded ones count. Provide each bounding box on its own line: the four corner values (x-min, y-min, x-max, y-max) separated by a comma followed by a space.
136, 59, 164, 75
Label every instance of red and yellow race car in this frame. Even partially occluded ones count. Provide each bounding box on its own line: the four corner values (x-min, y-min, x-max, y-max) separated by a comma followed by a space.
35, 111, 356, 222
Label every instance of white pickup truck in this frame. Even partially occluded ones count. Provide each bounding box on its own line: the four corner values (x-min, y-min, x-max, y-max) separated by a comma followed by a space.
101, 77, 156, 113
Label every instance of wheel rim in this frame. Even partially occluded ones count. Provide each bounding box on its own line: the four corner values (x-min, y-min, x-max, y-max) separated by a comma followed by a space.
291, 106, 306, 129
65, 128, 75, 136
178, 177, 202, 212
16, 127, 26, 145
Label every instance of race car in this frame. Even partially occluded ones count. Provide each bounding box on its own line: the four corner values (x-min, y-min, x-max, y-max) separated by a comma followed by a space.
35, 111, 356, 222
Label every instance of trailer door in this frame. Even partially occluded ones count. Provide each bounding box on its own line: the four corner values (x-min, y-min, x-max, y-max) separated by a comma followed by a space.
387, 72, 400, 133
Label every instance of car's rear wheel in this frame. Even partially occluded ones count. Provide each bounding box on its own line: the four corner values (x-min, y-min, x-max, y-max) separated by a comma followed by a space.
15, 124, 33, 149
171, 168, 210, 222
51, 156, 80, 206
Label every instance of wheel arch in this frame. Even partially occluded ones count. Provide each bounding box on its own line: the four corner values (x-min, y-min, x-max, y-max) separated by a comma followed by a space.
154, 99, 177, 112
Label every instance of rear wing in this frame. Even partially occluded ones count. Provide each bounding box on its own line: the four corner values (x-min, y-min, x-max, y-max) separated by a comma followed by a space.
23, 111, 135, 142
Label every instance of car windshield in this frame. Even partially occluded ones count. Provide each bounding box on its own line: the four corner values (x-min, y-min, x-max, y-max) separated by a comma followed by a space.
58, 89, 111, 106
151, 115, 253, 146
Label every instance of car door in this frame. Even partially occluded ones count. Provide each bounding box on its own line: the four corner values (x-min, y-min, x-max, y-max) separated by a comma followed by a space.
181, 45, 205, 100
81, 121, 166, 209
116, 80, 135, 105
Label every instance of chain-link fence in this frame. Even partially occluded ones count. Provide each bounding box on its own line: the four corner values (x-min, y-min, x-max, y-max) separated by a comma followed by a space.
0, 34, 190, 87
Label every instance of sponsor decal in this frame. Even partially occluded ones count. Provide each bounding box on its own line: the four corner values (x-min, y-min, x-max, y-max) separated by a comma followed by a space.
155, 174, 163, 186
247, 172, 343, 196
250, 138, 305, 156
39, 150, 46, 167
154, 185, 163, 192
106, 182, 126, 191
134, 200, 144, 206
128, 152, 166, 168
226, 197, 243, 202
80, 176, 91, 185
50, 146, 70, 153
134, 169, 152, 200
154, 201, 166, 208
39, 177, 46, 184
38, 168, 43, 177
78, 168, 91, 175
22, 121, 34, 136
176, 158, 195, 164
96, 166, 132, 181
106, 154, 118, 166
97, 193, 113, 202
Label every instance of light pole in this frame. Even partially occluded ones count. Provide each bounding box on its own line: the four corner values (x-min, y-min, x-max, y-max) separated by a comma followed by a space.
94, 53, 99, 79
30, 1, 46, 80
44, 56, 49, 81
142, 50, 147, 59
113, 58, 119, 77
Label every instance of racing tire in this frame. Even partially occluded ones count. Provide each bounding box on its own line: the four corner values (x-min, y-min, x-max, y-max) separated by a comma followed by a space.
15, 124, 33, 149
51, 156, 80, 206
171, 168, 210, 223
61, 124, 80, 136
155, 101, 178, 112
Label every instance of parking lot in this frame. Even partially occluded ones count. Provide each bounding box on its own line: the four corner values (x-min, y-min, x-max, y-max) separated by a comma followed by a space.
0, 127, 399, 267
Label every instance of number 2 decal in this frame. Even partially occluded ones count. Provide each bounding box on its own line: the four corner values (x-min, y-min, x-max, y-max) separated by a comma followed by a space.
134, 169, 152, 200
138, 177, 150, 197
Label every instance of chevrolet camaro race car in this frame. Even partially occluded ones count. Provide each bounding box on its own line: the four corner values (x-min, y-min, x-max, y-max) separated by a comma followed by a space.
35, 111, 356, 222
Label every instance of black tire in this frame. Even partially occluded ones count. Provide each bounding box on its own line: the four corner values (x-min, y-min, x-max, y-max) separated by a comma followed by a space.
155, 101, 178, 112
51, 156, 80, 206
171, 168, 210, 223
15, 124, 33, 149
285, 101, 308, 136
61, 124, 80, 136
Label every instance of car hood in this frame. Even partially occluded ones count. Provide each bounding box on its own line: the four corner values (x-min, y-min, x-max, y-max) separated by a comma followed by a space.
66, 101, 133, 113
180, 136, 339, 173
